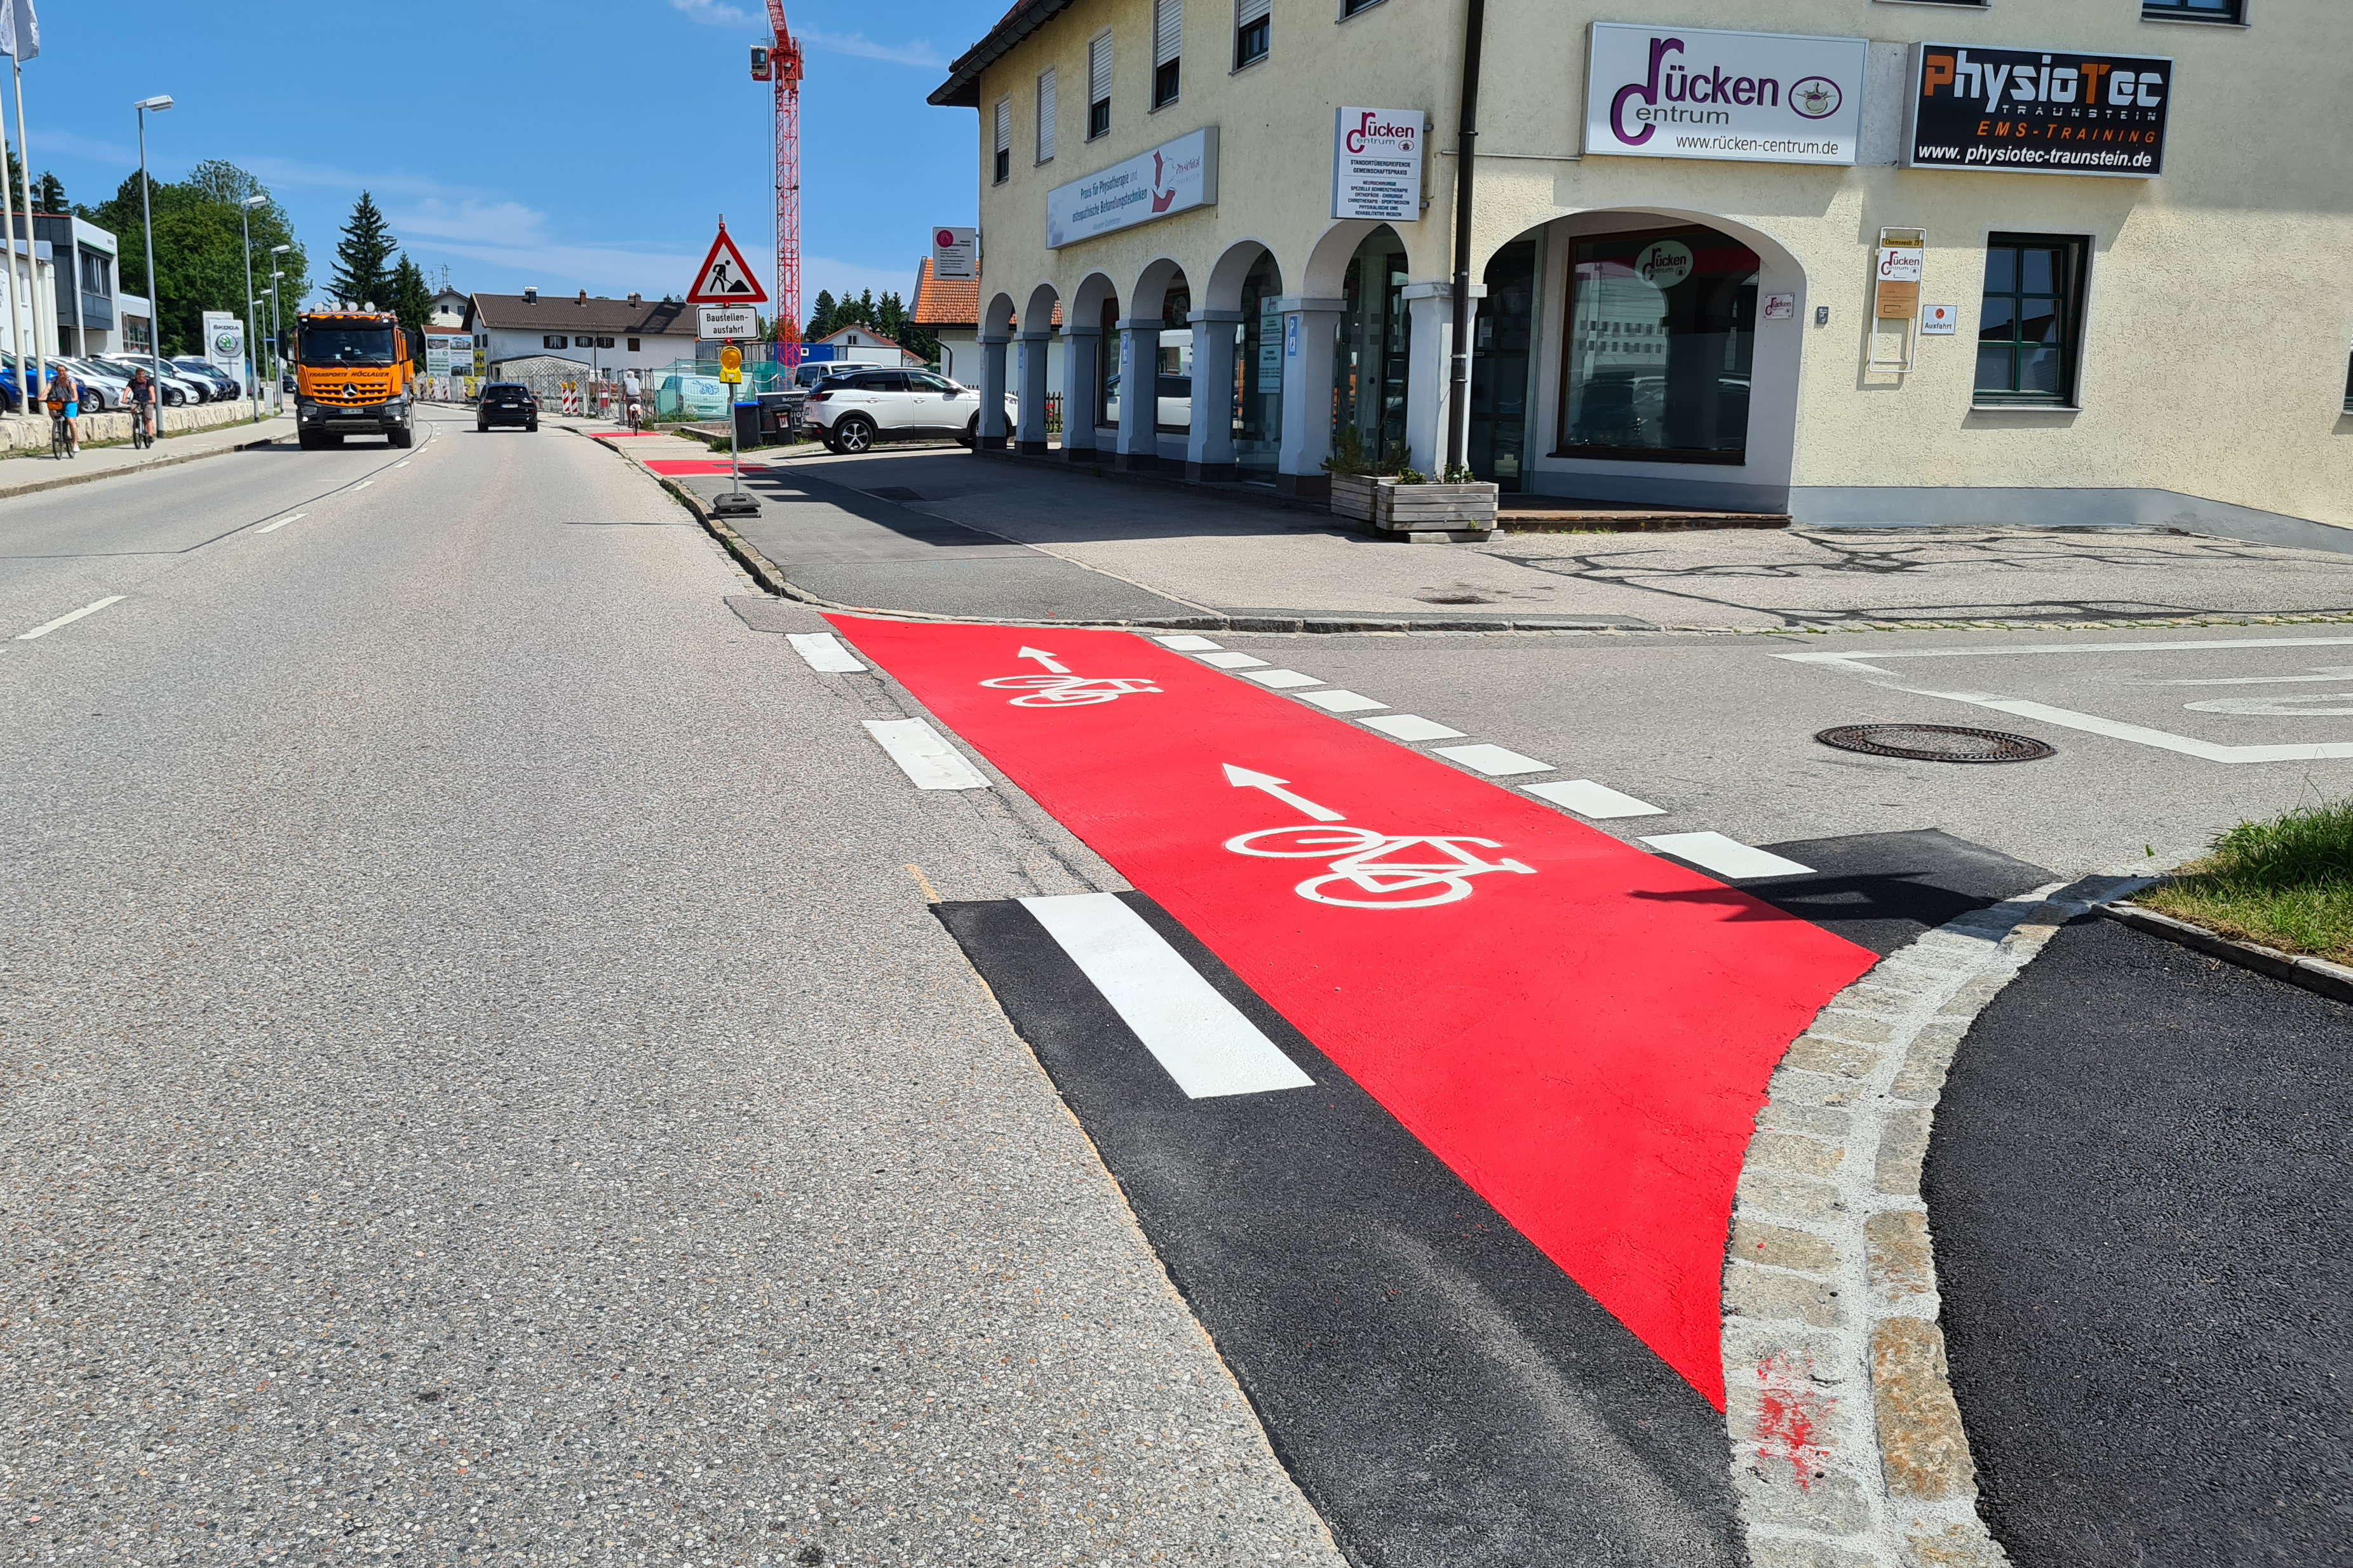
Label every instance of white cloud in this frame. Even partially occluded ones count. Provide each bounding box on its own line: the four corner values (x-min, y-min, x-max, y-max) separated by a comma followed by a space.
670, 0, 753, 25
386, 194, 702, 295
236, 156, 457, 203
798, 29, 947, 69
25, 128, 136, 166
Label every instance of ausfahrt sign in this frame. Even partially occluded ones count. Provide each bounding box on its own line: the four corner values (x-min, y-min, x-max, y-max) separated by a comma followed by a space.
1584, 23, 1868, 167
1332, 108, 1424, 222
1910, 44, 2173, 177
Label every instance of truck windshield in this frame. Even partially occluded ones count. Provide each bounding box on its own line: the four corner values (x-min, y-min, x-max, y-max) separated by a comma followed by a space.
302, 328, 396, 366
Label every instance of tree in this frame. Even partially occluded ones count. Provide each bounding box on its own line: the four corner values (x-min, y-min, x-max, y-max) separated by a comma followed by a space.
387, 253, 433, 368
329, 191, 397, 307
33, 170, 63, 211
804, 289, 835, 340
86, 161, 310, 358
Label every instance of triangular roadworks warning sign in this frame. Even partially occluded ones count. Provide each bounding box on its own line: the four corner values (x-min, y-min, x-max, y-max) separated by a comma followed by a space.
685, 222, 768, 305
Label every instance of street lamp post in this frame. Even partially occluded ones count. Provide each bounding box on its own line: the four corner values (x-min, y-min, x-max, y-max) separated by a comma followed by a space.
133, 95, 172, 389
268, 265, 286, 415
239, 193, 265, 423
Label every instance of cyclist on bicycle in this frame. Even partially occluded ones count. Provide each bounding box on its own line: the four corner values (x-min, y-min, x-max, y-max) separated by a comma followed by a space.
46, 363, 79, 458
623, 369, 642, 432
128, 366, 158, 446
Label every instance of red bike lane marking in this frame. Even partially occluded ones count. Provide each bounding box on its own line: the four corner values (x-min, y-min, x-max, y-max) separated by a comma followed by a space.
830, 615, 1873, 1407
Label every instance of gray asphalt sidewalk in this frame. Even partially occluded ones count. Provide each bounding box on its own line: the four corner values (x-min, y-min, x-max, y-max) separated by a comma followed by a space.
0, 410, 295, 500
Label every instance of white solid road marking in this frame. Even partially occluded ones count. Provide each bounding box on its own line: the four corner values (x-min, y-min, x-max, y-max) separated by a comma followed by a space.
1243, 669, 1324, 689
1434, 742, 1553, 777
394, 460, 410, 468
861, 718, 992, 790
1525, 779, 1667, 819
1198, 651, 1269, 669
1019, 892, 1314, 1099
1224, 763, 1345, 822
1295, 688, 1387, 713
254, 511, 306, 534
349, 480, 372, 491
1361, 714, 1466, 742
17, 595, 125, 641
1642, 833, 1813, 880
787, 633, 865, 673
1156, 634, 1223, 651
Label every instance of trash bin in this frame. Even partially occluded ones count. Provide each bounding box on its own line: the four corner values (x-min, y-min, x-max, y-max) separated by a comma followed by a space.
757, 391, 795, 443
732, 399, 762, 450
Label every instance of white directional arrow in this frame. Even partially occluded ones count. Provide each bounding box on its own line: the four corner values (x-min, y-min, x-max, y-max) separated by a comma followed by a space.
1017, 647, 1070, 674
1223, 765, 1345, 823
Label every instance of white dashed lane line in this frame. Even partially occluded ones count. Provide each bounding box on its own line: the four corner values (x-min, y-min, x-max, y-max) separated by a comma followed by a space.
1020, 892, 1313, 1099
1198, 651, 1270, 669
1154, 634, 1222, 651
17, 595, 125, 641
1640, 833, 1814, 880
1524, 779, 1667, 819
253, 512, 306, 535
1433, 742, 1553, 777
1241, 669, 1324, 689
788, 632, 866, 672
349, 480, 372, 492
1361, 714, 1466, 741
862, 718, 992, 791
1296, 688, 1387, 713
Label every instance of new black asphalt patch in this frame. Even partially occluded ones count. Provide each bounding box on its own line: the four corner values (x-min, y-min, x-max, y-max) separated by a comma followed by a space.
1928, 916, 2348, 1567
936, 892, 1744, 1568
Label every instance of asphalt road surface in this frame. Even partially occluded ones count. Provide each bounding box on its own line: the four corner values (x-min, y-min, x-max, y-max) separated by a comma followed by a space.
0, 410, 1343, 1565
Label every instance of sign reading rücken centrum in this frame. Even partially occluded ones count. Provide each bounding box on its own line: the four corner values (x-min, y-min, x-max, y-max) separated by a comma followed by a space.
1332, 107, 1424, 222
1910, 44, 2174, 177
1584, 22, 1868, 166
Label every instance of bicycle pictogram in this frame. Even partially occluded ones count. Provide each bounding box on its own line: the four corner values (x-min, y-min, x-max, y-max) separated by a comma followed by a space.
1222, 824, 1535, 910
981, 673, 1164, 707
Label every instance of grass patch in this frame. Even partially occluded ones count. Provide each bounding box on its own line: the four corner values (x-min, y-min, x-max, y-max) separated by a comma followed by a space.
2142, 798, 2353, 965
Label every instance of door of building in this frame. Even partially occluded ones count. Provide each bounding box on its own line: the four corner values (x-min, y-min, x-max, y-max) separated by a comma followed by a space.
1468, 239, 1537, 492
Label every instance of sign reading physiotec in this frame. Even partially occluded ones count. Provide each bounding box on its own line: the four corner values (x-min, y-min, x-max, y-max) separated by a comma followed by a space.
1911, 44, 2173, 177
1047, 126, 1219, 249
1332, 107, 1424, 221
1584, 23, 1867, 166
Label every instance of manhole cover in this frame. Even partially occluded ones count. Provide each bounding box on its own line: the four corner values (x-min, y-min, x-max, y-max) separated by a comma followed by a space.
1815, 723, 2054, 763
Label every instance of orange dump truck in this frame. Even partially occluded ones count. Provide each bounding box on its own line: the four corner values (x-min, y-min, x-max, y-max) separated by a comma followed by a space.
293, 307, 415, 449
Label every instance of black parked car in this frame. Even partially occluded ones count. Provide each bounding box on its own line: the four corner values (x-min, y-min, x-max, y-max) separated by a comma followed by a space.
476, 382, 539, 432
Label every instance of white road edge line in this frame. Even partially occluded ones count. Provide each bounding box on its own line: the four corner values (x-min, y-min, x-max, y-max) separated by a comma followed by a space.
394, 460, 410, 468
1020, 892, 1314, 1099
1295, 688, 1387, 713
787, 633, 866, 673
1360, 714, 1467, 742
1434, 742, 1554, 777
1155, 634, 1223, 651
349, 480, 372, 492
1197, 650, 1268, 669
1525, 779, 1667, 819
861, 718, 992, 790
254, 512, 306, 535
1640, 832, 1813, 880
17, 595, 125, 641
1241, 669, 1324, 689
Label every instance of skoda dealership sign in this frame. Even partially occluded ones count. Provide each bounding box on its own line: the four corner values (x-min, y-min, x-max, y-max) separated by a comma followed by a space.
1584, 23, 1867, 166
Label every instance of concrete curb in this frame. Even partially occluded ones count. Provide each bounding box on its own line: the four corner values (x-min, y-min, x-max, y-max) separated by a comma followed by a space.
0, 419, 292, 501
2101, 901, 2353, 1006
1720, 873, 2149, 1568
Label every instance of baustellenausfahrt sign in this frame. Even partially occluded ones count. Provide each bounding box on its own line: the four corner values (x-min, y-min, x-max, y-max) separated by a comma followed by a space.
1584, 23, 1867, 167
1047, 126, 1219, 249
1910, 44, 2173, 177
1332, 107, 1424, 222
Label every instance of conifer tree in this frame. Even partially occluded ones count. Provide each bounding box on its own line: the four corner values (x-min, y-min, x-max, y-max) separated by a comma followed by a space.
329, 191, 398, 307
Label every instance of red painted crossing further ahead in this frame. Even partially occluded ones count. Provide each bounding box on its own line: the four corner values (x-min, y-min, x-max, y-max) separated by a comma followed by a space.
832, 617, 1874, 1407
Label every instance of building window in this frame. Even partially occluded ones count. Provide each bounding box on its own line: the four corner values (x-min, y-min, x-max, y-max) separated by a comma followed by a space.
2342, 344, 2352, 414
1036, 67, 1057, 162
1558, 226, 1760, 463
1975, 235, 2089, 406
1234, 0, 1269, 67
628, 336, 641, 352
2142, 0, 2244, 21
1340, 0, 1386, 17
993, 98, 1011, 184
1152, 0, 1182, 108
544, 335, 568, 350
1088, 31, 1113, 138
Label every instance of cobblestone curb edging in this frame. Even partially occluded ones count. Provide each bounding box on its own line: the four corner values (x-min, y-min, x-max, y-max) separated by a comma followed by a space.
2101, 901, 2353, 1005
1720, 874, 2147, 1568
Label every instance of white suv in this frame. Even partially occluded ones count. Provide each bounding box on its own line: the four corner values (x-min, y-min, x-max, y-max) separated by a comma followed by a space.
801, 368, 1015, 455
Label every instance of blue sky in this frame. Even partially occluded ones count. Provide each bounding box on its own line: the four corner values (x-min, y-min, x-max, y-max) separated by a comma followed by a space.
13, 0, 1003, 316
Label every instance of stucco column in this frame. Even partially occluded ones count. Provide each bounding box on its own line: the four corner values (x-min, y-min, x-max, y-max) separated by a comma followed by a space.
976, 333, 1010, 451
1185, 309, 1244, 482
1059, 326, 1099, 461
1399, 283, 1468, 475
1016, 330, 1053, 454
1113, 319, 1161, 471
1274, 296, 1343, 500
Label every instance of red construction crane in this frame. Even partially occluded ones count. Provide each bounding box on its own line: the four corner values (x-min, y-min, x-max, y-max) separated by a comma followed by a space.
757, 2, 804, 366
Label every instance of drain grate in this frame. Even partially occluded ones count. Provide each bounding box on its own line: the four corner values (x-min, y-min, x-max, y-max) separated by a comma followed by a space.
1816, 723, 2055, 763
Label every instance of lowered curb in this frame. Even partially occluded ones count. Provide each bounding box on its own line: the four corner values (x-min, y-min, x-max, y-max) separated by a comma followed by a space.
1720, 873, 2149, 1568
2101, 901, 2353, 1006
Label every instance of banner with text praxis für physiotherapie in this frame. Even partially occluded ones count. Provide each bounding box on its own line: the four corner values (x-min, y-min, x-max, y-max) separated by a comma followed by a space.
1911, 44, 2172, 177
1585, 22, 1866, 167
1047, 127, 1219, 249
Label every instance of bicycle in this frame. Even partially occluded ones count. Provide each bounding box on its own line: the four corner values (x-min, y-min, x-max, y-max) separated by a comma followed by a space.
1224, 824, 1537, 909
47, 403, 69, 459
130, 405, 155, 450
626, 398, 644, 434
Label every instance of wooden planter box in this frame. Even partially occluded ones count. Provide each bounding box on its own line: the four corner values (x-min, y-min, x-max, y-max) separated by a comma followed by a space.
1328, 472, 1500, 532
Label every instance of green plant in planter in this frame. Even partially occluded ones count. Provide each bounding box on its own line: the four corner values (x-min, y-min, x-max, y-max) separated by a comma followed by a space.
1323, 426, 1370, 476
1440, 462, 1478, 485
